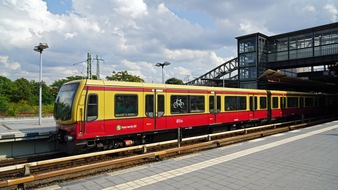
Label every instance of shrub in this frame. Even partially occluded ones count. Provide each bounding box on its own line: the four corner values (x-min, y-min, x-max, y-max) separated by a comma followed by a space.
0, 96, 9, 113
6, 103, 17, 116
43, 104, 54, 114
16, 100, 34, 114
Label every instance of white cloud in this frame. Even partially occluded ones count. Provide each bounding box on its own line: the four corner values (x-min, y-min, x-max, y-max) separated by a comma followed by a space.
116, 0, 148, 18
0, 56, 21, 70
239, 20, 271, 35
64, 32, 77, 39
304, 4, 316, 13
0, 72, 9, 77
0, 0, 337, 85
324, 3, 338, 22
0, 0, 59, 47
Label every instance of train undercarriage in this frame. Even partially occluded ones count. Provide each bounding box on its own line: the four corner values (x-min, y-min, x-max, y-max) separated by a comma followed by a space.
58, 117, 282, 155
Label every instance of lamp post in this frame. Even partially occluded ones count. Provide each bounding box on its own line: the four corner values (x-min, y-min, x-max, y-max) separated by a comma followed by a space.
34, 43, 49, 125
155, 61, 171, 84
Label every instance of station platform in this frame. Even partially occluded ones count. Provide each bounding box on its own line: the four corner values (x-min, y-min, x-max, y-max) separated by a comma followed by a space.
41, 120, 338, 190
0, 117, 56, 142
0, 117, 58, 158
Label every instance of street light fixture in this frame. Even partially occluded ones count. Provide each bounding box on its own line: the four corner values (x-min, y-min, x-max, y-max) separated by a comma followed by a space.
155, 61, 171, 84
34, 43, 49, 125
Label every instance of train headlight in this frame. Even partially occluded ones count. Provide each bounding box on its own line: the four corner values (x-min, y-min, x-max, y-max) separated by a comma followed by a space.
64, 135, 74, 142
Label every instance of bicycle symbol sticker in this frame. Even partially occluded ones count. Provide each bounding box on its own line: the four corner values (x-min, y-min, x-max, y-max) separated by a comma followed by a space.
173, 98, 184, 108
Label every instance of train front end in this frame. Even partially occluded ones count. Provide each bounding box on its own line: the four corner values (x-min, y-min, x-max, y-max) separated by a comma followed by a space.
54, 80, 83, 154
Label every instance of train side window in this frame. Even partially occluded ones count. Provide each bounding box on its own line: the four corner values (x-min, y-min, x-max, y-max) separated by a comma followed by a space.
260, 97, 267, 109
145, 95, 154, 118
225, 96, 246, 111
209, 96, 214, 113
314, 97, 319, 107
87, 94, 98, 121
190, 96, 205, 113
272, 97, 279, 109
328, 97, 334, 106
287, 97, 298, 108
238, 96, 247, 110
209, 96, 221, 113
281, 97, 286, 109
171, 95, 188, 114
115, 94, 138, 117
305, 97, 314, 107
319, 97, 326, 107
217, 96, 221, 112
157, 95, 164, 117
250, 96, 257, 111
225, 96, 236, 111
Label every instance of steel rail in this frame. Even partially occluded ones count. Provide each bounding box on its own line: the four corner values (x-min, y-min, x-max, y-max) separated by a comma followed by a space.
0, 119, 300, 173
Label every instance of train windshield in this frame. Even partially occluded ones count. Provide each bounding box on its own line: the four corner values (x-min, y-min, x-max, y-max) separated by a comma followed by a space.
54, 82, 79, 121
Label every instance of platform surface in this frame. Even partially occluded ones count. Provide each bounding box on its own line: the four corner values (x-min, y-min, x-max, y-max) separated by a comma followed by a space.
0, 117, 56, 141
41, 120, 338, 190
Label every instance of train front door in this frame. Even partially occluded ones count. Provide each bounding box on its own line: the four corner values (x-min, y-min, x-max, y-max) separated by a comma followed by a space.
84, 91, 104, 134
144, 89, 166, 131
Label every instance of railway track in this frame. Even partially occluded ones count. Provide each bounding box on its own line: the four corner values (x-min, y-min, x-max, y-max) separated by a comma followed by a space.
0, 116, 335, 189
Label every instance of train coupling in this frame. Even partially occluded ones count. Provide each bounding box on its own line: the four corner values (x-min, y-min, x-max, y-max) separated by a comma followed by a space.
64, 135, 74, 142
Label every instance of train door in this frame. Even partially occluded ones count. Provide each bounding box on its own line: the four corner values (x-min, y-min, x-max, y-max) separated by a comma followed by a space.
208, 92, 221, 124
267, 91, 272, 122
83, 88, 104, 134
249, 95, 257, 120
144, 89, 166, 131
76, 88, 86, 135
300, 96, 304, 115
281, 94, 286, 116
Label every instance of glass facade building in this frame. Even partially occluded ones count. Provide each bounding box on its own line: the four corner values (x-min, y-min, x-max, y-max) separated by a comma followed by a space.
236, 22, 338, 89
237, 33, 268, 89
268, 28, 338, 62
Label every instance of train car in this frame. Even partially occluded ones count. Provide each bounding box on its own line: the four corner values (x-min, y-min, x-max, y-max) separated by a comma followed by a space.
53, 79, 336, 154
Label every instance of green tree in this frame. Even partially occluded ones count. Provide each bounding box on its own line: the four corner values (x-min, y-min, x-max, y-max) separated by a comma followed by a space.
166, 77, 184, 85
0, 76, 57, 116
106, 71, 144, 82
0, 76, 16, 100
0, 96, 9, 112
50, 78, 68, 90
42, 83, 55, 104
30, 81, 55, 105
11, 78, 32, 103
51, 75, 86, 90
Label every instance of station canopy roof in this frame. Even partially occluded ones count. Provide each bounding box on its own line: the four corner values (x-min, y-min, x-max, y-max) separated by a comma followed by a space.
259, 69, 338, 93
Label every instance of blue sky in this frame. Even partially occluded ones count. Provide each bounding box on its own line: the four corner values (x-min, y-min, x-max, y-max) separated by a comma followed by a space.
169, 5, 216, 30
44, 0, 72, 14
0, 0, 337, 85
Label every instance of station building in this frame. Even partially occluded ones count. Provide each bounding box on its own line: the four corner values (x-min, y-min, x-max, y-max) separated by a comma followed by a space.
187, 22, 338, 93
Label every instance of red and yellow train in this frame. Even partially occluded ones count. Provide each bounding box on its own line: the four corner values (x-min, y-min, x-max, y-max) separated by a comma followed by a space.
54, 79, 338, 154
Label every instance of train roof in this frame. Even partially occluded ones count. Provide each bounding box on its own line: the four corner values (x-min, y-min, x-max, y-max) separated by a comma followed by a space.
65, 79, 324, 95
71, 79, 267, 93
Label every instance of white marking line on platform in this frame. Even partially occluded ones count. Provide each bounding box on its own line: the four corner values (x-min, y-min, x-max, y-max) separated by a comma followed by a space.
249, 138, 266, 142
271, 133, 285, 137
103, 124, 338, 190
36, 185, 61, 190
289, 129, 301, 133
